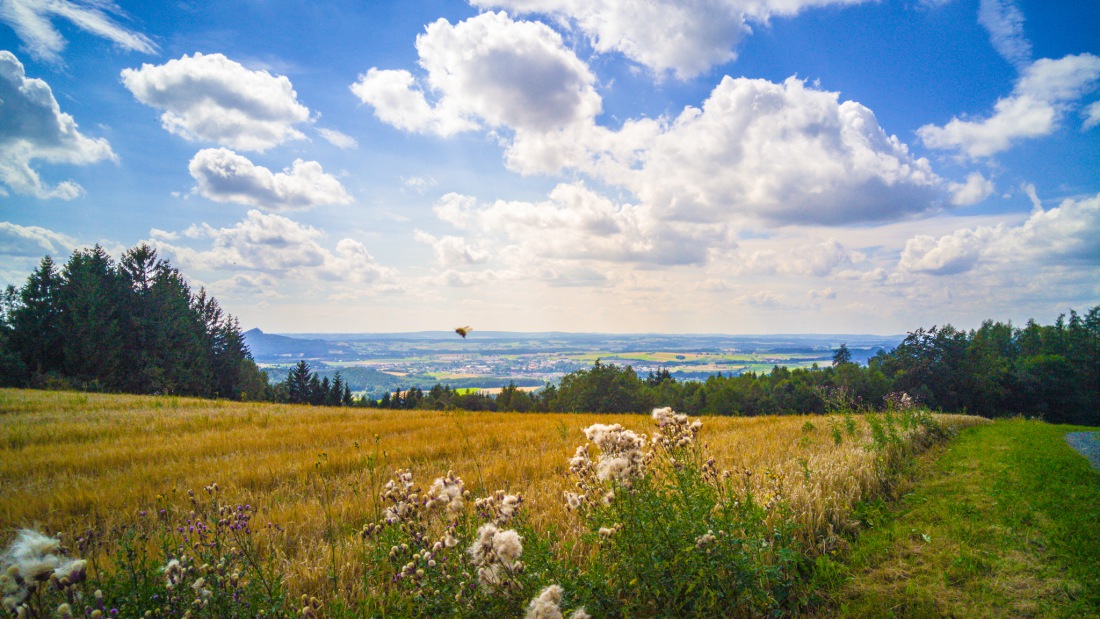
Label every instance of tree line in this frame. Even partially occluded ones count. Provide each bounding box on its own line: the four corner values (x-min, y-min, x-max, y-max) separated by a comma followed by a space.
534, 309, 1097, 424
0, 244, 267, 400
1, 241, 1094, 423
271, 307, 1099, 425
260, 360, 505, 410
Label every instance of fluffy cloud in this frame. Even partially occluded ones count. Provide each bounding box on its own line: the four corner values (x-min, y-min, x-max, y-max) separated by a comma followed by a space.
0, 0, 156, 63
155, 210, 392, 284
504, 76, 944, 226
948, 172, 995, 206
434, 182, 720, 269
978, 0, 1031, 68
350, 68, 473, 136
413, 229, 490, 267
1002, 192, 1100, 264
121, 53, 310, 152
352, 12, 600, 135
0, 221, 76, 257
406, 69, 958, 282
1085, 101, 1100, 130
188, 148, 352, 211
898, 192, 1100, 276
354, 14, 945, 228
918, 54, 1100, 158
618, 76, 942, 225
0, 51, 116, 199
898, 227, 992, 275
471, 0, 872, 78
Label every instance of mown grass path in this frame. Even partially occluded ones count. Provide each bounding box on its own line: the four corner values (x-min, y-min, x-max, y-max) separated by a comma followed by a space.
815, 419, 1100, 618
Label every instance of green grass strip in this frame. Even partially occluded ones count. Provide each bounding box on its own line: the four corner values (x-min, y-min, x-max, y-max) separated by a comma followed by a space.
813, 419, 1100, 618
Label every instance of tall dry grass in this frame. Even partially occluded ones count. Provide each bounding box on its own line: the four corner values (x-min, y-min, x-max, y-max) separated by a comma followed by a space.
0, 388, 986, 600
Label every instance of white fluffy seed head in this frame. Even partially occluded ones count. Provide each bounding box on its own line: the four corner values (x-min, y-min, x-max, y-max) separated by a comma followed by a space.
525, 584, 564, 619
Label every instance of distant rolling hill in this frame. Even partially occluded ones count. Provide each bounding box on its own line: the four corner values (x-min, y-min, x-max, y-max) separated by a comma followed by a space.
243, 329, 357, 363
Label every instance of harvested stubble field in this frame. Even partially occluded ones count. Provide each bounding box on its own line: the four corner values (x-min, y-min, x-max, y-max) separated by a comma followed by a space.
0, 388, 986, 612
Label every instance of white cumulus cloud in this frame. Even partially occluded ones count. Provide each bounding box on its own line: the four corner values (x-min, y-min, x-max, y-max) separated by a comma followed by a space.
948, 172, 995, 206
188, 148, 352, 211
898, 191, 1100, 276
434, 182, 721, 269
0, 221, 76, 256
352, 12, 600, 136
503, 76, 945, 227
122, 52, 310, 152
0, 50, 116, 199
154, 210, 393, 285
353, 14, 946, 228
0, 0, 156, 63
471, 0, 873, 78
414, 229, 491, 267
898, 227, 993, 275
1084, 101, 1100, 130
351, 68, 476, 137
618, 76, 942, 225
918, 54, 1100, 158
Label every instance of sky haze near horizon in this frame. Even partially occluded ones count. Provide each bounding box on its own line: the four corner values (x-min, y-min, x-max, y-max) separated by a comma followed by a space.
1, 0, 1097, 335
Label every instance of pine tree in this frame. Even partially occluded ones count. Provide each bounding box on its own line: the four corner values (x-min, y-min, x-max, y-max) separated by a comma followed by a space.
287, 360, 312, 404
330, 373, 345, 406
308, 373, 324, 405
9, 256, 63, 376
59, 246, 127, 387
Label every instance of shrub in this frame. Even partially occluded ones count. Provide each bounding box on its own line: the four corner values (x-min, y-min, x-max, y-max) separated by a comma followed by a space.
561, 407, 805, 618
1, 485, 288, 619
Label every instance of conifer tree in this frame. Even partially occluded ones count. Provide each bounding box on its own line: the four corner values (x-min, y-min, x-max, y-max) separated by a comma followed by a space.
59, 246, 126, 386
9, 256, 63, 375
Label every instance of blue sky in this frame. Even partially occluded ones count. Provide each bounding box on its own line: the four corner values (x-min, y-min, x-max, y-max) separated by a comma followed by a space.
1, 0, 1097, 334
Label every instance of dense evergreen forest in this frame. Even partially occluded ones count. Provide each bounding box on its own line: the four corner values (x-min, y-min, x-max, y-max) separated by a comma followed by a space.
276, 308, 1099, 426
0, 244, 266, 399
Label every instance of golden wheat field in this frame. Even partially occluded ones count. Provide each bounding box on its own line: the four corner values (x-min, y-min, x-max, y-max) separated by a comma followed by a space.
0, 388, 987, 599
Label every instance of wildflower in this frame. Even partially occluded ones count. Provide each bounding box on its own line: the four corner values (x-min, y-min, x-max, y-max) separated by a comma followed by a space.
427, 471, 465, 513
569, 445, 594, 476
651, 407, 702, 450
885, 391, 916, 410
582, 423, 646, 482
0, 529, 86, 612
562, 492, 585, 511
164, 559, 184, 588
525, 584, 563, 619
382, 502, 410, 524
499, 494, 521, 522
57, 559, 86, 585
466, 524, 522, 590
191, 577, 211, 600
695, 530, 716, 548
475, 490, 524, 525
444, 532, 459, 548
